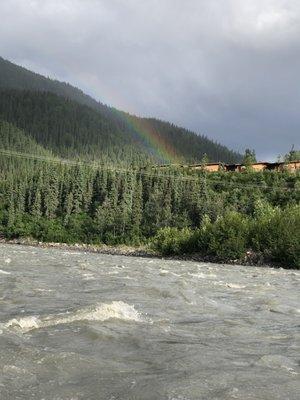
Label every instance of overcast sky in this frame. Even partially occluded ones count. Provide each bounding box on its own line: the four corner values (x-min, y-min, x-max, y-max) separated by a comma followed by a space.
0, 0, 299, 160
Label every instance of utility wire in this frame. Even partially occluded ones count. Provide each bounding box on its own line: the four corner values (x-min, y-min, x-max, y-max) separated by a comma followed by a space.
0, 149, 299, 192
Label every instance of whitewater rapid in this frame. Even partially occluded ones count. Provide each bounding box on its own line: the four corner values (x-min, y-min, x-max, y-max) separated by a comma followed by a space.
0, 244, 299, 399
4, 300, 143, 333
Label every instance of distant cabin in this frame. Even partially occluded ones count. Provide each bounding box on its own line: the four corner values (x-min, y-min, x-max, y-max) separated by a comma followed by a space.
154, 161, 300, 172
184, 163, 221, 172
209, 161, 300, 172
210, 161, 300, 172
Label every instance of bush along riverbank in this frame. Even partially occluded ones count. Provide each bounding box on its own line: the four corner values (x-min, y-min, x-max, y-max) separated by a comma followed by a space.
1, 202, 299, 269
151, 205, 300, 269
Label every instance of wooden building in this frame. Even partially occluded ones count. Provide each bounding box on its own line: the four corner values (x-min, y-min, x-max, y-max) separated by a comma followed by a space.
188, 163, 222, 172
224, 161, 300, 172
285, 161, 300, 172
153, 161, 300, 173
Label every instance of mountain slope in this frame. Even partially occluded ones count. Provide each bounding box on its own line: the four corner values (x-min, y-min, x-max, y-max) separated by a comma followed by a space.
0, 90, 158, 164
0, 56, 242, 164
0, 119, 51, 157
0, 56, 104, 112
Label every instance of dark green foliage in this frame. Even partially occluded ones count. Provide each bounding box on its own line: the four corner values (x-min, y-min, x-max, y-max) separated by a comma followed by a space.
0, 56, 105, 111
203, 212, 250, 260
151, 227, 195, 255
250, 204, 300, 267
0, 120, 52, 156
151, 205, 300, 268
31, 218, 70, 244
0, 90, 146, 164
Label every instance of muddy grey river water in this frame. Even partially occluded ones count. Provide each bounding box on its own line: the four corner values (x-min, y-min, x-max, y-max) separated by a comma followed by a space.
0, 244, 299, 399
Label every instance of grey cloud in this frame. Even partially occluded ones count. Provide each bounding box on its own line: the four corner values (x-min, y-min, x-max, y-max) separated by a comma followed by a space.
0, 0, 299, 160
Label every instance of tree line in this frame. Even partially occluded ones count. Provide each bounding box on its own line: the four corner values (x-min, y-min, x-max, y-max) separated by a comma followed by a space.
0, 151, 299, 267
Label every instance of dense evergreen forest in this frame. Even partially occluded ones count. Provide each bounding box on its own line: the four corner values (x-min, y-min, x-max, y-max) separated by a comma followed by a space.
0, 57, 299, 268
0, 120, 53, 157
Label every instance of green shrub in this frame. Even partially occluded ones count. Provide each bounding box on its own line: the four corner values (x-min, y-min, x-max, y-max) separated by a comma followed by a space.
65, 214, 94, 243
151, 227, 194, 255
250, 200, 278, 253
32, 218, 71, 243
5, 217, 33, 239
251, 205, 300, 268
205, 211, 250, 260
152, 212, 251, 261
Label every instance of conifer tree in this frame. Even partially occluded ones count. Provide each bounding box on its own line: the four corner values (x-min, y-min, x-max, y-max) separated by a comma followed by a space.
7, 193, 16, 229
130, 177, 143, 240
64, 192, 74, 225
31, 189, 42, 218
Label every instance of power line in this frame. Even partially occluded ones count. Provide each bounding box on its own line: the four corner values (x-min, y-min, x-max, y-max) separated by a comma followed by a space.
0, 149, 299, 191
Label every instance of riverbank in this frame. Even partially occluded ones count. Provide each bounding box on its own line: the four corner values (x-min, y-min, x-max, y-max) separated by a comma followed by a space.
0, 237, 152, 258
0, 237, 286, 269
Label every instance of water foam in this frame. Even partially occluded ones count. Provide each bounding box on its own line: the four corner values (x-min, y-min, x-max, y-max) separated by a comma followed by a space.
0, 269, 11, 275
213, 281, 246, 289
5, 316, 41, 331
82, 273, 95, 281
5, 301, 142, 333
225, 283, 246, 289
188, 272, 217, 279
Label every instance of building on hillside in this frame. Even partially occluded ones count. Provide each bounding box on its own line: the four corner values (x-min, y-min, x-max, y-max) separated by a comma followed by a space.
250, 162, 269, 171
153, 160, 300, 172
188, 163, 222, 172
250, 161, 300, 172
284, 161, 300, 172
225, 163, 247, 172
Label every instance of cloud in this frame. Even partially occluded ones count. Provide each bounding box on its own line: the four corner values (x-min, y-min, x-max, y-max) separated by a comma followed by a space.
0, 0, 299, 159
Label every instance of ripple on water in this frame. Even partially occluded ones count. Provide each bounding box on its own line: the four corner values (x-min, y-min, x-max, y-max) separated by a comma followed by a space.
257, 355, 299, 375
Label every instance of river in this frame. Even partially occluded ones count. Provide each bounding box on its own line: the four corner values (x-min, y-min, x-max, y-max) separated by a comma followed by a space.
0, 244, 299, 399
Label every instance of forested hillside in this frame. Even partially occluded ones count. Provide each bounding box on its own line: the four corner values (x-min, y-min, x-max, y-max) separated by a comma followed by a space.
0, 57, 241, 164
0, 90, 240, 164
0, 120, 52, 157
0, 90, 151, 164
0, 56, 104, 112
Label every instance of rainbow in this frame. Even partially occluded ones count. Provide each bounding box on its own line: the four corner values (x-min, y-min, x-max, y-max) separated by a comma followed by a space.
89, 79, 181, 164
112, 109, 182, 165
